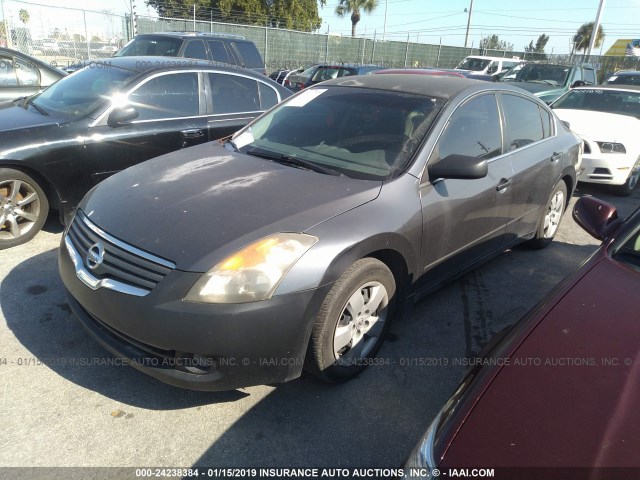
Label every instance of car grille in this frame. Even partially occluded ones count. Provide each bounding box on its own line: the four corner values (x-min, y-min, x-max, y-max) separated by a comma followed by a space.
66, 211, 175, 294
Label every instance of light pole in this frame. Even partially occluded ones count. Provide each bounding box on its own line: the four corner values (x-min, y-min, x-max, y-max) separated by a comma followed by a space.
464, 0, 474, 48
382, 0, 388, 41
586, 0, 606, 60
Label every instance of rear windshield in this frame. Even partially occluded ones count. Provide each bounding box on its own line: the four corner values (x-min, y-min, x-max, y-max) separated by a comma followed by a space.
552, 88, 640, 118
116, 36, 182, 57
502, 63, 569, 86
606, 74, 640, 86
231, 42, 264, 69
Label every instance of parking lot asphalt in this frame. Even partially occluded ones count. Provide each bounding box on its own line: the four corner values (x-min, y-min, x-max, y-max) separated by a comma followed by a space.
0, 183, 638, 473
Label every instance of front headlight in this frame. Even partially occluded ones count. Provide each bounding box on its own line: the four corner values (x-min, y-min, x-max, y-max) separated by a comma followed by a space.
184, 233, 318, 304
596, 142, 626, 154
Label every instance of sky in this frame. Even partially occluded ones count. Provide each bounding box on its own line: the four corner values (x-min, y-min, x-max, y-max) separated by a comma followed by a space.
2, 0, 639, 54
320, 0, 640, 54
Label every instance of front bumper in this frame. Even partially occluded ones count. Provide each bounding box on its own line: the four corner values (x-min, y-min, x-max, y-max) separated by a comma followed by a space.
59, 236, 331, 391
577, 153, 640, 186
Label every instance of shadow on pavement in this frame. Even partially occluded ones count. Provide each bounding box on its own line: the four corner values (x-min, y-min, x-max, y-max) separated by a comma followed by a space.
1, 248, 248, 409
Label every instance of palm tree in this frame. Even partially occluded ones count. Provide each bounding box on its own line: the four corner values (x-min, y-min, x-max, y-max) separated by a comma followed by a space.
335, 0, 379, 37
19, 9, 30, 26
574, 22, 605, 52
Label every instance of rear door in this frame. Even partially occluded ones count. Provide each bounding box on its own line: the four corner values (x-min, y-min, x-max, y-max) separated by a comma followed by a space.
84, 70, 209, 186
418, 93, 514, 281
500, 92, 561, 239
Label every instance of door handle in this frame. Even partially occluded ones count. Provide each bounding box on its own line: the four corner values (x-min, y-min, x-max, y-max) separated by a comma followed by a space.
551, 152, 562, 162
181, 129, 204, 138
496, 178, 512, 192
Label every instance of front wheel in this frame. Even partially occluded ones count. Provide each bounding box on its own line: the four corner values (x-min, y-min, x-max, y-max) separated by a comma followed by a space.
614, 165, 640, 197
527, 180, 567, 249
305, 258, 397, 383
0, 168, 49, 249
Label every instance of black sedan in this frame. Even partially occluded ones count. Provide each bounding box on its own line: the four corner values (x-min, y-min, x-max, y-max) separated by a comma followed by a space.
59, 75, 581, 391
0, 56, 290, 248
0, 47, 66, 102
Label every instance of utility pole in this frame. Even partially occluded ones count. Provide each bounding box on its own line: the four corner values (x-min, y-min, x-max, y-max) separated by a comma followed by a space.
586, 0, 605, 60
464, 0, 474, 48
382, 0, 388, 41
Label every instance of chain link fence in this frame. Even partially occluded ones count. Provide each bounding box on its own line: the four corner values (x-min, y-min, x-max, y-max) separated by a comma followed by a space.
1, 0, 639, 80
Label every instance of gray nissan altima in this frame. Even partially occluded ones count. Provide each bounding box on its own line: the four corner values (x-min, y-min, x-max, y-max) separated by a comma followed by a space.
58, 75, 581, 391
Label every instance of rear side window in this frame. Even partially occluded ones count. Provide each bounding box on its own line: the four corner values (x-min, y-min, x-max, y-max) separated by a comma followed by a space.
231, 42, 264, 69
129, 72, 199, 120
14, 57, 40, 86
117, 36, 181, 57
183, 40, 208, 60
431, 93, 502, 162
540, 106, 552, 138
584, 68, 596, 84
258, 83, 278, 109
209, 73, 260, 114
207, 40, 231, 64
0, 55, 17, 86
501, 94, 544, 150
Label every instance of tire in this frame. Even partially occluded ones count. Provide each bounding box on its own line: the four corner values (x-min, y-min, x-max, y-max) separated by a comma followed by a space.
527, 180, 567, 249
0, 168, 49, 249
613, 167, 639, 197
305, 258, 397, 383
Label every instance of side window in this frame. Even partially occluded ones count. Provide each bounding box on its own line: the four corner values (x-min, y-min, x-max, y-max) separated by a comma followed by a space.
0, 56, 17, 86
338, 68, 354, 77
207, 41, 231, 64
501, 94, 544, 150
430, 94, 502, 163
129, 73, 199, 121
573, 68, 583, 83
14, 57, 40, 86
258, 82, 278, 110
584, 68, 596, 84
209, 73, 260, 114
231, 42, 264, 69
183, 40, 208, 60
540, 106, 552, 138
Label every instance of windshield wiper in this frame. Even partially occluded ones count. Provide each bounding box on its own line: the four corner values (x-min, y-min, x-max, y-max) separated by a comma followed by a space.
245, 147, 342, 176
24, 98, 49, 116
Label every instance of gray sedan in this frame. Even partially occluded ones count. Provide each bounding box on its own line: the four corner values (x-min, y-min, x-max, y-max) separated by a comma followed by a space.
0, 47, 65, 102
59, 75, 581, 391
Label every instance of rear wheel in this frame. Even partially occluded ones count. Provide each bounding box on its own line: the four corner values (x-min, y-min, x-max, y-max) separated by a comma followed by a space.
305, 258, 396, 383
528, 180, 567, 249
0, 168, 49, 249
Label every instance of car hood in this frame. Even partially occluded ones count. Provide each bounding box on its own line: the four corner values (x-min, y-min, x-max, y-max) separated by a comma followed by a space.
440, 257, 640, 467
0, 105, 61, 131
553, 108, 639, 143
80, 142, 382, 272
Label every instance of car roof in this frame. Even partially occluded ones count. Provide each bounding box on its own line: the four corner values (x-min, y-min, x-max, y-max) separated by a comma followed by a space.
317, 73, 527, 100
135, 32, 246, 40
76, 56, 264, 77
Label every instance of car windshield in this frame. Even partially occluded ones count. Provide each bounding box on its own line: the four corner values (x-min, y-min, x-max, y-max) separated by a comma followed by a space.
27, 65, 138, 120
605, 73, 640, 86
456, 58, 490, 71
231, 86, 445, 180
501, 63, 569, 86
552, 89, 640, 118
614, 224, 640, 270
115, 36, 182, 57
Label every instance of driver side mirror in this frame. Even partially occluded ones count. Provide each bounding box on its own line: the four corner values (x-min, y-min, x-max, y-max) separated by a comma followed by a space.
570, 80, 586, 88
428, 154, 489, 180
108, 106, 138, 126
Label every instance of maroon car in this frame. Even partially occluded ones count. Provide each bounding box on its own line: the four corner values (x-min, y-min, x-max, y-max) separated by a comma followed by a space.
405, 195, 640, 479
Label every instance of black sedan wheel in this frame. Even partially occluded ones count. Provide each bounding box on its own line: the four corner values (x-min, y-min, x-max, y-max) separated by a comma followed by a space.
305, 258, 396, 383
528, 180, 567, 249
0, 169, 49, 249
614, 162, 640, 197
